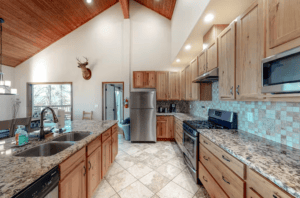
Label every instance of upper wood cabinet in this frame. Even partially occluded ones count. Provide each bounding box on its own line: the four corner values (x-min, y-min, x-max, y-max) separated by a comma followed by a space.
156, 71, 169, 101
266, 0, 300, 57
198, 51, 206, 76
236, 0, 265, 101
133, 71, 156, 88
203, 25, 229, 47
206, 41, 218, 72
218, 22, 236, 100
185, 65, 192, 100
169, 72, 181, 100
180, 69, 186, 100
191, 58, 200, 100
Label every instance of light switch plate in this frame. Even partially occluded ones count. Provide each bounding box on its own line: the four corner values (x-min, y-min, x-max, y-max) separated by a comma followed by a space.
247, 112, 254, 123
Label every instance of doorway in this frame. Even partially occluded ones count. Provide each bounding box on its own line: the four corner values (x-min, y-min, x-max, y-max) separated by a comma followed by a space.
102, 82, 124, 123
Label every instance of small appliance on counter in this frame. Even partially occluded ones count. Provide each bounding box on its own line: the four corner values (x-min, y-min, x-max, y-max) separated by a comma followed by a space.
170, 104, 176, 113
164, 108, 168, 113
158, 107, 163, 113
182, 109, 237, 183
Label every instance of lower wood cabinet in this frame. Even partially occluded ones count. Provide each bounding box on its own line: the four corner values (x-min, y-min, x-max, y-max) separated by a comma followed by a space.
157, 116, 174, 140
102, 136, 112, 177
87, 147, 101, 198
111, 130, 118, 163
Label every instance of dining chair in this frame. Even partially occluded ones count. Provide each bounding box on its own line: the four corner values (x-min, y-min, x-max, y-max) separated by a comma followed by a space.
82, 111, 93, 120
10, 117, 32, 137
0, 120, 13, 138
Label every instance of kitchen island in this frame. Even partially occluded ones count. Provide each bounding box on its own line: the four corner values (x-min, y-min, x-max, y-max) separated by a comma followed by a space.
0, 120, 118, 198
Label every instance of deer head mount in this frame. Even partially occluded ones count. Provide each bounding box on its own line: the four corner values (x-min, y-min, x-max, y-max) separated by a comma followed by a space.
77, 57, 92, 80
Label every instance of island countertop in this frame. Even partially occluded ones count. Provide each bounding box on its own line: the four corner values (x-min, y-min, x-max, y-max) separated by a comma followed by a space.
0, 120, 118, 198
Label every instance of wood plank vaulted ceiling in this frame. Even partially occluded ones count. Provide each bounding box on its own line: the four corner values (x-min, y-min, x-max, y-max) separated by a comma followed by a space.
0, 0, 176, 67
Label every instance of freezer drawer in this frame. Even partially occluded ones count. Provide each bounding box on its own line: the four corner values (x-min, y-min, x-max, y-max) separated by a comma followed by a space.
130, 91, 156, 109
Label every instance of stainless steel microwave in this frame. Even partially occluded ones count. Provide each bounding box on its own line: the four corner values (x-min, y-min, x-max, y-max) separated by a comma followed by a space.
262, 46, 300, 94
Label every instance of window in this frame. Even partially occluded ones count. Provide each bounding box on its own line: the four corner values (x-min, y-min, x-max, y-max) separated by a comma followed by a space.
30, 83, 72, 120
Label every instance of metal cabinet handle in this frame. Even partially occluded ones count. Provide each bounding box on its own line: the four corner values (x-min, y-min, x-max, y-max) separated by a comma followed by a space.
273, 192, 282, 198
236, 85, 240, 95
203, 140, 209, 145
83, 166, 86, 176
222, 155, 231, 162
230, 87, 233, 95
203, 176, 208, 182
88, 161, 92, 170
222, 176, 230, 184
203, 156, 209, 161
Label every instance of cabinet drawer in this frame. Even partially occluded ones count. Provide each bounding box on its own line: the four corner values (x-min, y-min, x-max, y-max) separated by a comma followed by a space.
200, 135, 246, 179
157, 116, 168, 121
199, 162, 229, 198
200, 144, 245, 198
175, 123, 182, 134
112, 124, 118, 134
87, 137, 101, 156
247, 168, 293, 198
102, 128, 112, 142
60, 147, 86, 180
248, 188, 263, 198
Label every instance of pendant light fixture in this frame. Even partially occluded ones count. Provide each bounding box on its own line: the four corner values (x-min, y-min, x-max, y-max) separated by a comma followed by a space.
0, 18, 17, 95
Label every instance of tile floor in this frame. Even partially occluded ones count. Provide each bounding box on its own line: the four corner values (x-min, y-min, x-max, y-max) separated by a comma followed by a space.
92, 135, 210, 198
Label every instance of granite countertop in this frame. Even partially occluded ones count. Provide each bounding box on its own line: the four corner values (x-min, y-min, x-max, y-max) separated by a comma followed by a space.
0, 120, 118, 198
199, 128, 300, 198
156, 112, 205, 121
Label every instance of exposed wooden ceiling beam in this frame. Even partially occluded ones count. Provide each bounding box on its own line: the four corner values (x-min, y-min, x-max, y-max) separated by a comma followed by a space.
120, 0, 129, 19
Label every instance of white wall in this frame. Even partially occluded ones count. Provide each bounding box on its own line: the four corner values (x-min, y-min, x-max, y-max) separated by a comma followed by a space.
0, 65, 16, 120
171, 0, 210, 61
15, 3, 127, 121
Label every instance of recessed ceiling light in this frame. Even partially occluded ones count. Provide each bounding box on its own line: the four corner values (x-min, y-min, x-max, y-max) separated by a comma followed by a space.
203, 44, 208, 50
185, 45, 191, 50
86, 0, 92, 3
204, 14, 214, 23
176, 59, 181, 63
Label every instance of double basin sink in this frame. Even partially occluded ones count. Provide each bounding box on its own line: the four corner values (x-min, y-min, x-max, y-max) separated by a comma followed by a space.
15, 132, 92, 157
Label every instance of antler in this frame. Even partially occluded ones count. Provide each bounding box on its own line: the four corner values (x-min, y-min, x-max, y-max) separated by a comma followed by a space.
83, 57, 88, 63
76, 57, 82, 64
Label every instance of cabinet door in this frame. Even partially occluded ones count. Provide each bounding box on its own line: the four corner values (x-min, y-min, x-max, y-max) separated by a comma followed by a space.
102, 137, 112, 178
185, 65, 192, 100
59, 161, 86, 198
198, 51, 206, 76
236, 0, 265, 100
268, 0, 300, 49
144, 71, 156, 88
133, 71, 144, 88
191, 58, 199, 100
180, 69, 186, 100
218, 22, 236, 100
167, 116, 174, 139
206, 41, 218, 72
111, 131, 118, 163
157, 116, 168, 139
169, 72, 181, 100
87, 147, 101, 198
156, 72, 169, 101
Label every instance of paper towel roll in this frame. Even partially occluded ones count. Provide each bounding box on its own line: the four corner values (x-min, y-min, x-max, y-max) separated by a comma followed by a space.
56, 109, 65, 129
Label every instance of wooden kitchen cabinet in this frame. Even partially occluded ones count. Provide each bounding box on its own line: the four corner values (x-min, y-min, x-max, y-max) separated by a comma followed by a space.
218, 22, 236, 100
157, 116, 174, 140
236, 0, 265, 101
180, 68, 186, 100
169, 72, 181, 100
111, 130, 118, 163
102, 136, 112, 178
266, 0, 300, 57
191, 58, 200, 100
206, 41, 218, 72
185, 65, 192, 100
133, 71, 156, 88
156, 71, 169, 101
198, 50, 206, 76
87, 147, 101, 198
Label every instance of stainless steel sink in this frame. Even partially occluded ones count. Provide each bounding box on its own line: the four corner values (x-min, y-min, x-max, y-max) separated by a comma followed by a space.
14, 142, 74, 157
52, 132, 92, 142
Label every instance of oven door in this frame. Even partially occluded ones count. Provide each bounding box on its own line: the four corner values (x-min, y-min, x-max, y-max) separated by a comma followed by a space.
183, 130, 197, 171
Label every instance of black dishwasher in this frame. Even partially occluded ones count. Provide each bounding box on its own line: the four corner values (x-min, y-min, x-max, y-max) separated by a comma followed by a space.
12, 166, 59, 198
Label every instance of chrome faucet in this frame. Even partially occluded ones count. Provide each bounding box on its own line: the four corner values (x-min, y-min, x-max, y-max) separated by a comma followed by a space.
39, 107, 58, 140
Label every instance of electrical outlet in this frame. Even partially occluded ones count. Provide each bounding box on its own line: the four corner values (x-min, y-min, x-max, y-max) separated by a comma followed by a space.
247, 112, 254, 123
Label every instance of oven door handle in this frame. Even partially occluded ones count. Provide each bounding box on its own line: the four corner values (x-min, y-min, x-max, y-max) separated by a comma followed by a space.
183, 130, 197, 141
183, 154, 196, 174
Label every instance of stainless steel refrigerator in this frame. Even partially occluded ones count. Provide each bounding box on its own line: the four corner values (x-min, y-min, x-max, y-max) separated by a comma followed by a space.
130, 91, 156, 143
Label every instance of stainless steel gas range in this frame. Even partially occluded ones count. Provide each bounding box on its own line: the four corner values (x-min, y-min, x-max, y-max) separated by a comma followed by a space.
182, 109, 238, 182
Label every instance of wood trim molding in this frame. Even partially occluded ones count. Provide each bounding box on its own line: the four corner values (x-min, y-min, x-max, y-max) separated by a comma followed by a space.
120, 0, 129, 19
